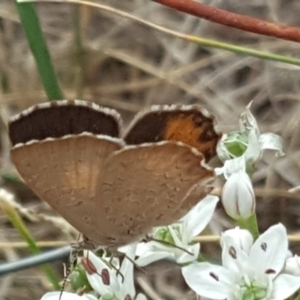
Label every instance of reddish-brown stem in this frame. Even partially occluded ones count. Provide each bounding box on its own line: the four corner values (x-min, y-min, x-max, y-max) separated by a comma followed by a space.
153, 0, 300, 43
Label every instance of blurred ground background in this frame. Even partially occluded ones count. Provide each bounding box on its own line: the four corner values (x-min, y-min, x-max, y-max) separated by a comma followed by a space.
1, 0, 300, 299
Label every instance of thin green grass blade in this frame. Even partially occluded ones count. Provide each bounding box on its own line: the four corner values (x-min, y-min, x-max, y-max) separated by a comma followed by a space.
0, 199, 61, 289
15, 1, 64, 100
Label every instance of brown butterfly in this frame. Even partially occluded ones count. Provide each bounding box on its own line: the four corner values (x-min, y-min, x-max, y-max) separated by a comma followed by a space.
8, 100, 220, 248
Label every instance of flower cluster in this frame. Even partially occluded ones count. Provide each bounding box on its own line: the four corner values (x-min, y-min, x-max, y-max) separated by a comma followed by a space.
42, 104, 300, 300
183, 224, 300, 300
217, 102, 284, 221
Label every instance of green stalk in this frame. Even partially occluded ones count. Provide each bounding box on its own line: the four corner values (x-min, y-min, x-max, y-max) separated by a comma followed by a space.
187, 35, 300, 66
237, 214, 260, 240
15, 1, 63, 100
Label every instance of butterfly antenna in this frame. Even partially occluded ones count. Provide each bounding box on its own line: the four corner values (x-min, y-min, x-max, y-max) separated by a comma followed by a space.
146, 236, 194, 256
108, 255, 125, 283
59, 248, 79, 300
124, 253, 146, 275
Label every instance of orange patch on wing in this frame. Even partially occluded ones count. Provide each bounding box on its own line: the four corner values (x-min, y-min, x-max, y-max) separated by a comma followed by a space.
163, 115, 215, 159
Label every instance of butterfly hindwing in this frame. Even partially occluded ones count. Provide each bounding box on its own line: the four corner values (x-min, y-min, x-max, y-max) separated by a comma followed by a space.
96, 142, 213, 242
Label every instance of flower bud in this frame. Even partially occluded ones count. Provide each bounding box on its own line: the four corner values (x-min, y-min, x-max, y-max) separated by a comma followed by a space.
222, 170, 255, 220
217, 131, 248, 162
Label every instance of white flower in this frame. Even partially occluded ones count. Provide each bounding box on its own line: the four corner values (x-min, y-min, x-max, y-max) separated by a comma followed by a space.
134, 195, 219, 266
240, 102, 284, 162
82, 245, 146, 300
221, 157, 255, 220
41, 292, 97, 300
182, 224, 300, 300
217, 102, 284, 165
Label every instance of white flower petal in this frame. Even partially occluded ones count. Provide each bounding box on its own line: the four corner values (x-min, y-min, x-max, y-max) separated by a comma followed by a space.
284, 255, 300, 276
214, 166, 225, 176
239, 101, 259, 134
136, 240, 176, 255
119, 243, 137, 271
222, 156, 246, 179
182, 262, 238, 299
118, 268, 134, 297
136, 241, 177, 266
136, 293, 148, 300
176, 244, 200, 264
118, 245, 137, 299
136, 241, 156, 255
85, 295, 98, 300
243, 129, 261, 163
83, 251, 115, 295
221, 231, 250, 273
118, 244, 136, 256
259, 133, 285, 157
41, 292, 96, 300
135, 249, 173, 267
271, 273, 300, 300
221, 227, 253, 254
136, 232, 200, 265
182, 195, 219, 243
168, 225, 183, 247
250, 223, 287, 277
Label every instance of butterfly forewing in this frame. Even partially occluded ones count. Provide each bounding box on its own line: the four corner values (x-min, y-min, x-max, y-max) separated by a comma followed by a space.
9, 100, 122, 145
124, 105, 221, 162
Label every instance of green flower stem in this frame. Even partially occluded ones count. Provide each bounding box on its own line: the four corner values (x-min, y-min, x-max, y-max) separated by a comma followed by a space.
15, 1, 63, 100
0, 200, 60, 289
187, 35, 300, 66
197, 253, 205, 262
237, 214, 260, 240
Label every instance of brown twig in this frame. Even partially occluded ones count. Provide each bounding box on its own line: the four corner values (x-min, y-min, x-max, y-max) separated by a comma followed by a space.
153, 0, 300, 43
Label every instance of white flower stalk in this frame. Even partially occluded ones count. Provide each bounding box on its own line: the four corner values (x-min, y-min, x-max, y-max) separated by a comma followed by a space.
182, 224, 300, 300
133, 195, 219, 266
